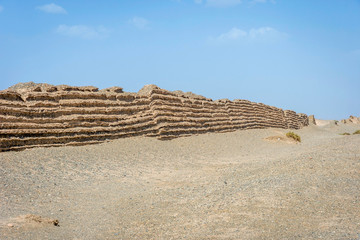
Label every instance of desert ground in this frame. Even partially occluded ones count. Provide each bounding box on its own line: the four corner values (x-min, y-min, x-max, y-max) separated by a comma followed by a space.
1, 121, 360, 239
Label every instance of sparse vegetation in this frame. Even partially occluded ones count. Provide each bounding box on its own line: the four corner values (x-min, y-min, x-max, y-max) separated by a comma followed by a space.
353, 130, 360, 135
340, 132, 350, 135
286, 131, 301, 142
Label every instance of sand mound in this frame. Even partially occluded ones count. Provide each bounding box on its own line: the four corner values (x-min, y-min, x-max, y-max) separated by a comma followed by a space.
20, 214, 59, 226
264, 135, 299, 144
2, 214, 59, 229
315, 119, 339, 127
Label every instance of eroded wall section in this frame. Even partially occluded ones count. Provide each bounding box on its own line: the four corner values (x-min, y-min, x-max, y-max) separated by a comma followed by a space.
0, 84, 309, 151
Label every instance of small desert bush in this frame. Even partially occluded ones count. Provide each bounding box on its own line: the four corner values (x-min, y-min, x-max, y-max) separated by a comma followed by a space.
286, 131, 301, 142
340, 132, 350, 135
353, 130, 360, 135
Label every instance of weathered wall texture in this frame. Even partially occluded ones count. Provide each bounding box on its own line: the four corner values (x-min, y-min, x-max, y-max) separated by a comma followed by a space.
341, 116, 360, 124
0, 83, 309, 151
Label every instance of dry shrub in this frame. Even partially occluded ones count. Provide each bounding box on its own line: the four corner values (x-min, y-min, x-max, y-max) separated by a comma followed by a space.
286, 132, 301, 142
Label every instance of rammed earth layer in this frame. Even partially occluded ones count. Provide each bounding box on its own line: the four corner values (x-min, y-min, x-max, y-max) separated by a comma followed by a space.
0, 83, 309, 151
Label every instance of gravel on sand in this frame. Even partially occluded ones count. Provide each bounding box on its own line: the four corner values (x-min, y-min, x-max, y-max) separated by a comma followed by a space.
1, 122, 360, 239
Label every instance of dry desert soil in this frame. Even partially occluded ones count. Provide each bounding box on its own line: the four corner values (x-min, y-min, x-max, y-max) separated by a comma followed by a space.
1, 121, 360, 239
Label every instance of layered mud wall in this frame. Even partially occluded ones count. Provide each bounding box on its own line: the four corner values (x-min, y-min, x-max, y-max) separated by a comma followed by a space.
0, 84, 309, 151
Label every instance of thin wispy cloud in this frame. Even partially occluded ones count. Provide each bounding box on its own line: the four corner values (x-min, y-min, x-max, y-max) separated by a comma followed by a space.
206, 0, 242, 7
0, 5, 3, 12
250, 0, 276, 4
217, 28, 247, 40
37, 3, 67, 14
195, 0, 275, 7
128, 17, 149, 29
213, 27, 287, 42
248, 27, 284, 39
56, 25, 109, 39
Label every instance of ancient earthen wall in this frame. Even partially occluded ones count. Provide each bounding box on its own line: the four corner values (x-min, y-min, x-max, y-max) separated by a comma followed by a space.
0, 83, 309, 151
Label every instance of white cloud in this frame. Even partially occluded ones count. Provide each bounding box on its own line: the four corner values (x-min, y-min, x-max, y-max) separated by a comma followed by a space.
217, 28, 247, 40
129, 17, 149, 29
206, 0, 242, 7
214, 27, 287, 42
248, 27, 283, 38
56, 25, 109, 39
0, 5, 3, 12
37, 3, 67, 14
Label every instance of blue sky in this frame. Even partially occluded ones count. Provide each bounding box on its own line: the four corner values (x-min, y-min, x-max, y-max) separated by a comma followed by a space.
0, 0, 359, 119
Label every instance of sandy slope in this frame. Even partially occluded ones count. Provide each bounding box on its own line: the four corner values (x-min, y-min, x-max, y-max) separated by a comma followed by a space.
0, 123, 360, 239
